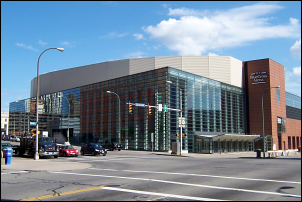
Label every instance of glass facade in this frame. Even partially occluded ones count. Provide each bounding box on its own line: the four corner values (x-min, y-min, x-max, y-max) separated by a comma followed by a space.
285, 92, 301, 121
286, 92, 301, 109
9, 67, 246, 153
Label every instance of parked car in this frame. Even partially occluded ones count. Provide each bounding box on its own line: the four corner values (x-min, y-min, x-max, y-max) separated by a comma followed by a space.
11, 136, 20, 142
103, 142, 122, 151
80, 143, 107, 156
1, 142, 13, 150
59, 145, 79, 157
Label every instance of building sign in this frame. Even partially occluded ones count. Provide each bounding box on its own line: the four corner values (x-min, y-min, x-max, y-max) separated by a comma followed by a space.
250, 71, 267, 84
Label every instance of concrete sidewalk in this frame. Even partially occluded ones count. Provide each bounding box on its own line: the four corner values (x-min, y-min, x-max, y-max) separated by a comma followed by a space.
1, 144, 91, 172
1, 156, 92, 172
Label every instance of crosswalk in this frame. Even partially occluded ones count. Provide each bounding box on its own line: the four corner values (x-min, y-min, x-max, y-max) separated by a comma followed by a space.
53, 154, 159, 163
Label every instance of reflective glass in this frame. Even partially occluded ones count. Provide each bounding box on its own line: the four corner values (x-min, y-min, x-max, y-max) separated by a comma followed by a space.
286, 92, 301, 109
9, 67, 245, 153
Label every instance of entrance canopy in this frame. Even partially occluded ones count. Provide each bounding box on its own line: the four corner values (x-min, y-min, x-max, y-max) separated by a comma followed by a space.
195, 131, 260, 142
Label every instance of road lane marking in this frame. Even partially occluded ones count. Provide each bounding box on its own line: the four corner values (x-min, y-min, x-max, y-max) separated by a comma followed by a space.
102, 187, 226, 201
20, 186, 106, 201
51, 171, 301, 198
19, 183, 225, 201
57, 156, 158, 162
91, 168, 301, 184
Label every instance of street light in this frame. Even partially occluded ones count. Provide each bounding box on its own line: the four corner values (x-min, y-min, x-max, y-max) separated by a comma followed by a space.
167, 80, 183, 156
262, 86, 280, 158
58, 95, 70, 143
35, 47, 64, 160
107, 91, 121, 144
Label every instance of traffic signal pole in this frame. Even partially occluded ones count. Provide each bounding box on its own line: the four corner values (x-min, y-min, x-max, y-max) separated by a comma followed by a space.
180, 89, 182, 156
126, 102, 181, 153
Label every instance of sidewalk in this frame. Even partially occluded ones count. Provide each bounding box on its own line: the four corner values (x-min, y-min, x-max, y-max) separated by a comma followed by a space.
1, 145, 91, 172
1, 156, 92, 172
1, 148, 300, 173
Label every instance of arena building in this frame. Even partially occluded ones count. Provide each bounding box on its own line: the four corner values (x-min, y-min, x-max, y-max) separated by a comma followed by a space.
9, 56, 301, 154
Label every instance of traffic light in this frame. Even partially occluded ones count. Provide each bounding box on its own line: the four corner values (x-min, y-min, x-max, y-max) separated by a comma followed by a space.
129, 105, 133, 114
30, 129, 36, 136
30, 129, 40, 136
148, 106, 152, 115
182, 133, 186, 137
176, 134, 180, 137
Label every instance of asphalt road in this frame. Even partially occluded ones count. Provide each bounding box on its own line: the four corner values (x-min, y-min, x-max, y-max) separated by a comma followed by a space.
1, 142, 301, 201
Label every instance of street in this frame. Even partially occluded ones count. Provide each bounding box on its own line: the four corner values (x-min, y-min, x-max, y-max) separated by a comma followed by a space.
1, 143, 301, 201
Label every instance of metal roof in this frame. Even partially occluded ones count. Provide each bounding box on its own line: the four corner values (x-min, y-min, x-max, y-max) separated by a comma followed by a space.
194, 131, 260, 142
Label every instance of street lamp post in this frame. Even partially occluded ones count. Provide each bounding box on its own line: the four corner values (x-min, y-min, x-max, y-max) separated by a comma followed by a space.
107, 91, 121, 144
262, 86, 280, 158
35, 47, 64, 160
167, 80, 183, 156
58, 95, 70, 143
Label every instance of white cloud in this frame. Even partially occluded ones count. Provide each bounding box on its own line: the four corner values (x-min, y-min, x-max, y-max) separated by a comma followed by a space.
285, 66, 301, 96
15, 43, 38, 51
162, 4, 169, 9
290, 17, 299, 26
208, 52, 218, 56
293, 67, 301, 78
124, 51, 146, 59
143, 3, 301, 55
168, 7, 208, 17
60, 41, 76, 48
133, 33, 145, 40
100, 32, 128, 39
285, 67, 301, 96
61, 41, 70, 46
153, 44, 161, 50
291, 66, 301, 81
286, 66, 301, 80
39, 40, 47, 46
290, 39, 301, 59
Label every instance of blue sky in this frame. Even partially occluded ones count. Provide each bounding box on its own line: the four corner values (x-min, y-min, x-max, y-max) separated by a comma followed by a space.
1, 1, 301, 113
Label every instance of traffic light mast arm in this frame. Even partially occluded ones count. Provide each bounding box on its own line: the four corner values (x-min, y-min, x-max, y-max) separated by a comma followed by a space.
126, 102, 180, 111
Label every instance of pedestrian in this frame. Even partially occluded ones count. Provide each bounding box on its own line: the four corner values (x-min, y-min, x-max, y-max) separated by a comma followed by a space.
29, 139, 34, 150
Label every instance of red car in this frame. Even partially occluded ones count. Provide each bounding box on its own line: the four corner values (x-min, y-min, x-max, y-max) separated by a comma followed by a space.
59, 145, 79, 157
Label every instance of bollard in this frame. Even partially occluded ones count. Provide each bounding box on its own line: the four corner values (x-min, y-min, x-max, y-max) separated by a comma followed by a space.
256, 149, 261, 158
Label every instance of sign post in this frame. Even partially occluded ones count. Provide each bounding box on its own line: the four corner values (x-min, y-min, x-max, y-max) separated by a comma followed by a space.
151, 133, 154, 152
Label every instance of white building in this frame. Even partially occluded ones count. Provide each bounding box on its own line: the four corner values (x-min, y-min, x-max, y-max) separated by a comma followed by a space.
1, 112, 9, 137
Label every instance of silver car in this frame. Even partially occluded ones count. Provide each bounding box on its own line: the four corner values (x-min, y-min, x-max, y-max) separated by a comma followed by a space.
11, 136, 20, 142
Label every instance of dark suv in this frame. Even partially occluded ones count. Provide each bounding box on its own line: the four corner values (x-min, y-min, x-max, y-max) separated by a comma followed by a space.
103, 142, 122, 151
80, 143, 107, 156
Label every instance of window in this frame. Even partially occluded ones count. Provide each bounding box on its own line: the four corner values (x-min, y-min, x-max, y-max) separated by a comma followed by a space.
276, 89, 280, 103
277, 117, 286, 133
